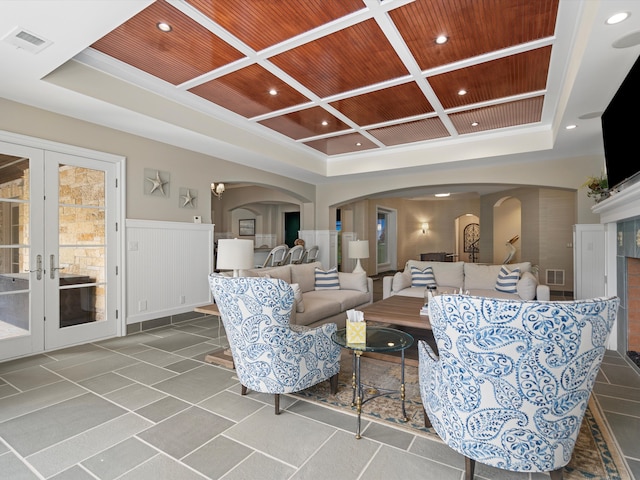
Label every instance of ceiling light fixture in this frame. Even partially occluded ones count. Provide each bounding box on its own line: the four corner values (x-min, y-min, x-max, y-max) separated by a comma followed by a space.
435, 35, 448, 44
356, 142, 362, 146
268, 88, 277, 95
565, 124, 577, 130
458, 89, 467, 96
321, 120, 328, 126
606, 12, 630, 25
211, 182, 225, 199
471, 121, 479, 127
157, 22, 172, 32
435, 193, 450, 197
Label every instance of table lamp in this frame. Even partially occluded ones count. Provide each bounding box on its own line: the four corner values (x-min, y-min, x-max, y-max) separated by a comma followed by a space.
348, 240, 369, 274
217, 238, 254, 277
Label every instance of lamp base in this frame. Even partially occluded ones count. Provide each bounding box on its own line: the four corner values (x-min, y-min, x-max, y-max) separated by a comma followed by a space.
353, 259, 365, 274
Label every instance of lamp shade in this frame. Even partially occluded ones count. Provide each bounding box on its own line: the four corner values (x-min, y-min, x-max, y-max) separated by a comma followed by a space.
348, 240, 369, 259
217, 238, 254, 275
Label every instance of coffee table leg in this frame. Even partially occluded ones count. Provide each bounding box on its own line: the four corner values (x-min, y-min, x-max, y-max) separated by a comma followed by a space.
355, 351, 363, 439
401, 349, 408, 422
351, 351, 356, 407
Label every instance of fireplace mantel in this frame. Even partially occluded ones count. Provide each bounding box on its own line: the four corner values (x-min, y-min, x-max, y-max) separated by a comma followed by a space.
593, 180, 640, 224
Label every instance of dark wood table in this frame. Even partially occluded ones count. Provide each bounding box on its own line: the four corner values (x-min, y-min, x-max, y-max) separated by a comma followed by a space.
194, 303, 234, 368
359, 296, 433, 366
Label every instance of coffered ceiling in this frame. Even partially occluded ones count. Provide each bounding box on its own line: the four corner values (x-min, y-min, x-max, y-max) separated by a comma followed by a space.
87, 0, 557, 156
1, 0, 640, 183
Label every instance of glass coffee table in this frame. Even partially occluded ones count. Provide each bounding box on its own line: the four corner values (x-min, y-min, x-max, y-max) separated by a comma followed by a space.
332, 326, 414, 439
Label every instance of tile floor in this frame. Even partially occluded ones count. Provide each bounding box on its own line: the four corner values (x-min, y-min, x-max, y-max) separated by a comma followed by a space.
0, 283, 638, 479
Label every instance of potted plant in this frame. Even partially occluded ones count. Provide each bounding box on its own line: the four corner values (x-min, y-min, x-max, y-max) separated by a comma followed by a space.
582, 174, 609, 202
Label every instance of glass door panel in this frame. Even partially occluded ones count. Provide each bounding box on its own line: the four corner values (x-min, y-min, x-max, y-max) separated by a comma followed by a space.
0, 157, 31, 341
45, 152, 116, 350
57, 166, 106, 329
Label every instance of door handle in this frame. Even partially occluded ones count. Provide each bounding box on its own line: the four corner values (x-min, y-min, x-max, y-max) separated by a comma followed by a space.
26, 254, 43, 280
50, 254, 64, 279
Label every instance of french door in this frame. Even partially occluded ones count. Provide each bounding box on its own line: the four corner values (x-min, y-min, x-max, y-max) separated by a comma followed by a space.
0, 137, 121, 362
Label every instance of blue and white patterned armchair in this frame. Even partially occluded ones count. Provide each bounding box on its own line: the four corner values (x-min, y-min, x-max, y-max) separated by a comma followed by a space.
418, 295, 619, 480
209, 275, 341, 414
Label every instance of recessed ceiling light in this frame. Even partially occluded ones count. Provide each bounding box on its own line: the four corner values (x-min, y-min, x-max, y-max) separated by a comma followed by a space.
157, 22, 172, 32
356, 142, 362, 146
268, 88, 277, 96
435, 35, 448, 44
458, 89, 467, 96
435, 193, 450, 197
321, 120, 329, 126
606, 12, 630, 25
471, 121, 479, 127
565, 124, 577, 130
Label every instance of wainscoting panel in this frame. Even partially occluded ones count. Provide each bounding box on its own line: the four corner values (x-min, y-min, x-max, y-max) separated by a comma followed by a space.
126, 219, 214, 324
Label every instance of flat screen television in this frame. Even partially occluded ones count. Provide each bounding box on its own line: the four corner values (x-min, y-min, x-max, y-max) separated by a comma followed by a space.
601, 53, 640, 192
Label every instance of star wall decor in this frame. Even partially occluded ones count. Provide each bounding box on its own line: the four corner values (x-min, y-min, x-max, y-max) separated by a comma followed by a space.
179, 187, 197, 208
144, 168, 170, 197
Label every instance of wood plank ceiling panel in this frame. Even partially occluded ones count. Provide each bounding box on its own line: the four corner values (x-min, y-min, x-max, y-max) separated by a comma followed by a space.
186, 0, 366, 51
270, 19, 409, 98
91, 0, 244, 85
188, 64, 311, 118
390, 0, 559, 70
330, 83, 434, 127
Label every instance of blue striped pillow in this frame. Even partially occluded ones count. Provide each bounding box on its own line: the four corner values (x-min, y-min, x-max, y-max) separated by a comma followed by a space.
315, 267, 340, 290
495, 265, 520, 293
410, 265, 437, 288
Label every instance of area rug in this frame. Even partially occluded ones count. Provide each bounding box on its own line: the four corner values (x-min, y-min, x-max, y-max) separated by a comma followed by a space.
293, 353, 631, 480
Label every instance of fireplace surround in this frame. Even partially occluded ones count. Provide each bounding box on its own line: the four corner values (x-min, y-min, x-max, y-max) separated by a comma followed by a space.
593, 180, 640, 374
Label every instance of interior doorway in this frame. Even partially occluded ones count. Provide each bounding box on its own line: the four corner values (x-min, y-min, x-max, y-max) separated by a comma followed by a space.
376, 207, 397, 273
284, 211, 300, 247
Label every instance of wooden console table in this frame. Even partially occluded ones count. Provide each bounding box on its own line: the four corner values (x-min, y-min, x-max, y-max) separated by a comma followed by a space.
194, 303, 234, 369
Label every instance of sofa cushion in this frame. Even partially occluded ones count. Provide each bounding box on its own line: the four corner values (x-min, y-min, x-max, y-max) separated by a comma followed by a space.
291, 283, 305, 312
291, 261, 322, 293
339, 272, 368, 292
517, 271, 537, 300
257, 265, 292, 284
407, 260, 464, 289
306, 289, 370, 312
295, 291, 343, 325
315, 267, 340, 290
495, 266, 520, 293
463, 263, 502, 290
410, 265, 437, 287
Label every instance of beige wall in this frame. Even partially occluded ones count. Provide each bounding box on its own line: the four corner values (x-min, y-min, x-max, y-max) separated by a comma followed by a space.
0, 99, 315, 226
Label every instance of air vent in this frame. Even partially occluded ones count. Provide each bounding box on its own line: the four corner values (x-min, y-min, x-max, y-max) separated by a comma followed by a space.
546, 269, 565, 286
2, 27, 52, 54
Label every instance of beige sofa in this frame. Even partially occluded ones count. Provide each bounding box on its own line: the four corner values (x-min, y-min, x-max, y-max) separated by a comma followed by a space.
239, 261, 373, 329
383, 260, 550, 301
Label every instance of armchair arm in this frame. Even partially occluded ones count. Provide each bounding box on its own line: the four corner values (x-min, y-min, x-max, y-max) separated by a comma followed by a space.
382, 276, 394, 299
536, 284, 550, 301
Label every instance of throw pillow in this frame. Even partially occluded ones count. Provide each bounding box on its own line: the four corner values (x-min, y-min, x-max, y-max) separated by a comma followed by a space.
495, 265, 520, 293
517, 271, 537, 300
410, 265, 437, 288
315, 267, 340, 290
291, 283, 305, 312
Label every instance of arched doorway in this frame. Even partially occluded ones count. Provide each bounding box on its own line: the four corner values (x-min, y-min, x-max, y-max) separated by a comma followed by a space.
493, 196, 522, 264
